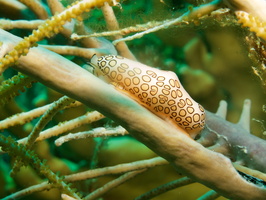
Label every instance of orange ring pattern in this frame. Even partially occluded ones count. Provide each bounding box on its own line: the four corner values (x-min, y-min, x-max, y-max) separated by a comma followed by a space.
91, 55, 205, 137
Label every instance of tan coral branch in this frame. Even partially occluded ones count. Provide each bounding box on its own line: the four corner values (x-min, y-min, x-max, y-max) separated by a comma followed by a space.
18, 0, 49, 19
0, 0, 119, 74
1, 29, 265, 199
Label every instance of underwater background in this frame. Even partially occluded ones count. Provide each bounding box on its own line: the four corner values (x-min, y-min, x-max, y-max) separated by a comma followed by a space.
0, 0, 265, 199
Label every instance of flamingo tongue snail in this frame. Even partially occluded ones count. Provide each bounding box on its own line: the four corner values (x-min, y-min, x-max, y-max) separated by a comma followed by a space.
90, 55, 206, 138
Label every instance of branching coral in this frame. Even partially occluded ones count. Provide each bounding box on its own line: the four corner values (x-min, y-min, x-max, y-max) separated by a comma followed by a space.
1, 28, 265, 199
0, 0, 266, 200
0, 135, 81, 199
0, 0, 119, 74
0, 73, 36, 105
18, 0, 49, 19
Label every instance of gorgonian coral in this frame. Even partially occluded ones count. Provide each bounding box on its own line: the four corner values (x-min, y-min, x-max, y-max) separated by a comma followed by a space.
0, 0, 265, 200
0, 0, 119, 74
0, 73, 36, 105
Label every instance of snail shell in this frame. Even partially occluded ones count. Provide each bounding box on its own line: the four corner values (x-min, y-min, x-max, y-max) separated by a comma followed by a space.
90, 55, 205, 138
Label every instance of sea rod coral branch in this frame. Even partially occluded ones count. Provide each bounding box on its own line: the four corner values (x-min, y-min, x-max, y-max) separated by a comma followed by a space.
101, 2, 136, 60
18, 0, 49, 19
0, 0, 119, 74
113, 0, 222, 45
0, 19, 44, 30
25, 96, 74, 149
55, 126, 128, 147
2, 157, 167, 200
135, 177, 195, 200
0, 73, 36, 105
16, 110, 105, 146
83, 169, 146, 200
0, 135, 81, 199
46, 0, 65, 15
1, 29, 266, 199
0, 101, 81, 130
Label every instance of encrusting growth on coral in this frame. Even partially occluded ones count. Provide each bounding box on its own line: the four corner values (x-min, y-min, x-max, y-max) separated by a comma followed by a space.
235, 11, 266, 41
244, 35, 266, 91
225, 0, 266, 91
